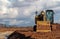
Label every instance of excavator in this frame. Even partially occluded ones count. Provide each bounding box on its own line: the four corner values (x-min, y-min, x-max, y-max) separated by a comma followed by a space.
34, 10, 54, 32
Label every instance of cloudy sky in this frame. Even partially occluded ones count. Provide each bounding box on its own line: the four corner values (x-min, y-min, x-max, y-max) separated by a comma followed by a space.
0, 0, 60, 26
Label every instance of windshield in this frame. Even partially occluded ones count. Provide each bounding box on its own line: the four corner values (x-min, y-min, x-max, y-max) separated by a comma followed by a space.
46, 11, 53, 23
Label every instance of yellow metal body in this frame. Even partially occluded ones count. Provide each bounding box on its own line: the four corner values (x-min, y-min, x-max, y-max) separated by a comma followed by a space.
36, 21, 51, 32
35, 10, 53, 32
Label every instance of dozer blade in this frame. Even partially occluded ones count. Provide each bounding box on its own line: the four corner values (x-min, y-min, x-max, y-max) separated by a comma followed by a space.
36, 21, 51, 32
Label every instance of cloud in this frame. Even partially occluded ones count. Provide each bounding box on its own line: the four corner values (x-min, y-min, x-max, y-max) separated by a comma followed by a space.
0, 0, 60, 26
18, 0, 24, 2
7, 8, 18, 18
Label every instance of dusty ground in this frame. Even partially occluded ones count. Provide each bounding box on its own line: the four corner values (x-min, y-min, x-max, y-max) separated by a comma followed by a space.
0, 27, 33, 39
0, 31, 14, 39
0, 23, 60, 39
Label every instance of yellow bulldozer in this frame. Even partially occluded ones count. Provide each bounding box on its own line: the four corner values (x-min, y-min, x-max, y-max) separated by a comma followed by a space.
34, 10, 54, 32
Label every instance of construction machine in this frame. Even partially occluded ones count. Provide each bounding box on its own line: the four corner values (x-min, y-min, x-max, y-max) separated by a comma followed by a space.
34, 10, 54, 32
